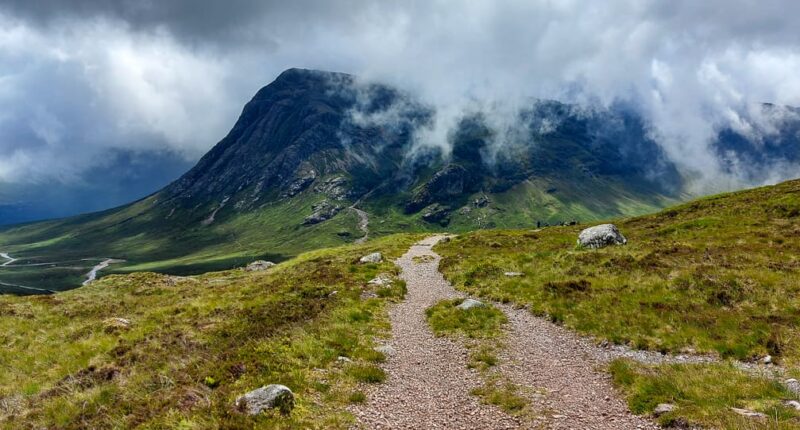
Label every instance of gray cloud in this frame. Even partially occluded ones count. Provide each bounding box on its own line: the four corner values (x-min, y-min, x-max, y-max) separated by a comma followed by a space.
1, 0, 800, 201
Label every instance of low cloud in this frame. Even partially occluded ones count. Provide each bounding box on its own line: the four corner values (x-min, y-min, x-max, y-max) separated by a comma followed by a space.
1, 0, 800, 196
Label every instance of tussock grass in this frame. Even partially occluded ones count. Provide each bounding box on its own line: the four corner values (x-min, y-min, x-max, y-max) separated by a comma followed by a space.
610, 359, 800, 428
0, 234, 420, 429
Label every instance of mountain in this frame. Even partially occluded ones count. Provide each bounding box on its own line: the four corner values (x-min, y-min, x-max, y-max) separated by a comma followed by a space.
0, 68, 794, 292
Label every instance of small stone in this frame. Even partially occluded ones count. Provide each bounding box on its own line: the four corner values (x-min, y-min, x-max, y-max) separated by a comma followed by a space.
577, 224, 627, 249
336, 356, 352, 364
456, 298, 486, 310
504, 272, 524, 277
328, 290, 338, 297
785, 379, 800, 395
368, 275, 392, 286
761, 355, 772, 364
103, 317, 131, 329
374, 345, 395, 357
235, 385, 294, 415
359, 252, 383, 263
653, 403, 676, 416
730, 407, 766, 419
245, 260, 276, 272
784, 400, 800, 410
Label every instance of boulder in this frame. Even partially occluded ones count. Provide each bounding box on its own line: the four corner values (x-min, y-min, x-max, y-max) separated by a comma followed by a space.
457, 298, 486, 310
653, 403, 676, 417
235, 385, 294, 415
359, 252, 383, 263
577, 224, 627, 249
246, 260, 276, 272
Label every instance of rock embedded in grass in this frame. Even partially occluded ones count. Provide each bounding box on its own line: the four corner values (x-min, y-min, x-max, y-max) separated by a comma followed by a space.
577, 224, 627, 249
653, 403, 676, 416
504, 272, 524, 277
359, 252, 383, 263
730, 407, 766, 419
235, 384, 294, 415
456, 298, 486, 310
245, 260, 276, 271
374, 345, 395, 357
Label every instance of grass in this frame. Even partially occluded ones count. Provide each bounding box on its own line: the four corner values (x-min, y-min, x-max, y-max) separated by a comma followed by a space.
434, 178, 800, 428
610, 359, 800, 428
425, 299, 507, 340
436, 179, 800, 363
470, 375, 530, 416
0, 233, 420, 429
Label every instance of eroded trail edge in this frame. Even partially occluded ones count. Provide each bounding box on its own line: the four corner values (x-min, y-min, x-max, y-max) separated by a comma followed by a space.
350, 235, 518, 429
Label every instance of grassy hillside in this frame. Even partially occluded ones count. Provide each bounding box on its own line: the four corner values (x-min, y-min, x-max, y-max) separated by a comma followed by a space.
435, 178, 800, 427
0, 173, 677, 293
0, 234, 419, 428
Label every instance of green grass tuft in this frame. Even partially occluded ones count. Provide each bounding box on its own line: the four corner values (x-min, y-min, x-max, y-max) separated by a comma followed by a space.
425, 299, 507, 339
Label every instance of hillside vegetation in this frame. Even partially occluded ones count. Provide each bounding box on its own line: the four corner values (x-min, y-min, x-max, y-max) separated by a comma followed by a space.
436, 178, 800, 427
0, 234, 419, 429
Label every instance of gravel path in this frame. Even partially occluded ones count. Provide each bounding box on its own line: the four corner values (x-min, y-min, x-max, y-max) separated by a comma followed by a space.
350, 235, 519, 429
497, 303, 659, 429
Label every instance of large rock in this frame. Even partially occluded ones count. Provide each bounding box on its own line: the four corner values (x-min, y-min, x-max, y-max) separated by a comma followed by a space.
359, 252, 383, 263
303, 200, 342, 225
577, 224, 627, 249
235, 384, 294, 415
246, 260, 276, 272
456, 298, 486, 310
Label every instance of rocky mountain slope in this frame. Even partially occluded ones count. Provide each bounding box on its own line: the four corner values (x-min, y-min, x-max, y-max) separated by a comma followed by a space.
0, 68, 796, 292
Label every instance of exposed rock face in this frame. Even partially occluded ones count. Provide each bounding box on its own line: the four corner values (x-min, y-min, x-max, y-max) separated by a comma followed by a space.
577, 224, 628, 249
282, 170, 317, 198
456, 298, 486, 310
359, 252, 383, 263
235, 385, 294, 415
421, 204, 451, 225
245, 260, 275, 271
313, 176, 350, 200
303, 201, 342, 225
406, 164, 474, 213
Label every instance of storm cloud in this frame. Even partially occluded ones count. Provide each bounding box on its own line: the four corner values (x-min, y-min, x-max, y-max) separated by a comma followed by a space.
1, 0, 800, 220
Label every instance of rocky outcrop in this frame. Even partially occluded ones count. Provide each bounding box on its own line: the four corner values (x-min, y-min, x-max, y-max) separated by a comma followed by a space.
245, 260, 275, 271
421, 204, 451, 225
282, 169, 317, 198
303, 201, 342, 225
235, 385, 294, 415
577, 224, 627, 249
313, 176, 350, 200
405, 164, 474, 213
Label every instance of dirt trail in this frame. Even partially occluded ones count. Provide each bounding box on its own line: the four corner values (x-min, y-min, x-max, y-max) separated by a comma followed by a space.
353, 236, 660, 429
350, 235, 519, 429
351, 207, 369, 244
0, 252, 16, 267
82, 259, 122, 286
497, 303, 658, 429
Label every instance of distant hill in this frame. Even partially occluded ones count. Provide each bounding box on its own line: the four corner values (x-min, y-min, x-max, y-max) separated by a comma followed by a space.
0, 68, 796, 292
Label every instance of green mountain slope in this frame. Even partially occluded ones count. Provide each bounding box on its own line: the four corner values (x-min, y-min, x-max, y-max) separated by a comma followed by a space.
0, 69, 687, 292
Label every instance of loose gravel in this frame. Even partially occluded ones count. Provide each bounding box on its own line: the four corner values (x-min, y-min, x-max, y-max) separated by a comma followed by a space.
350, 235, 519, 429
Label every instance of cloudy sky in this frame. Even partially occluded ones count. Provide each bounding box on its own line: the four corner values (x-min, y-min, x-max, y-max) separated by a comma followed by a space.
1, 0, 799, 223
